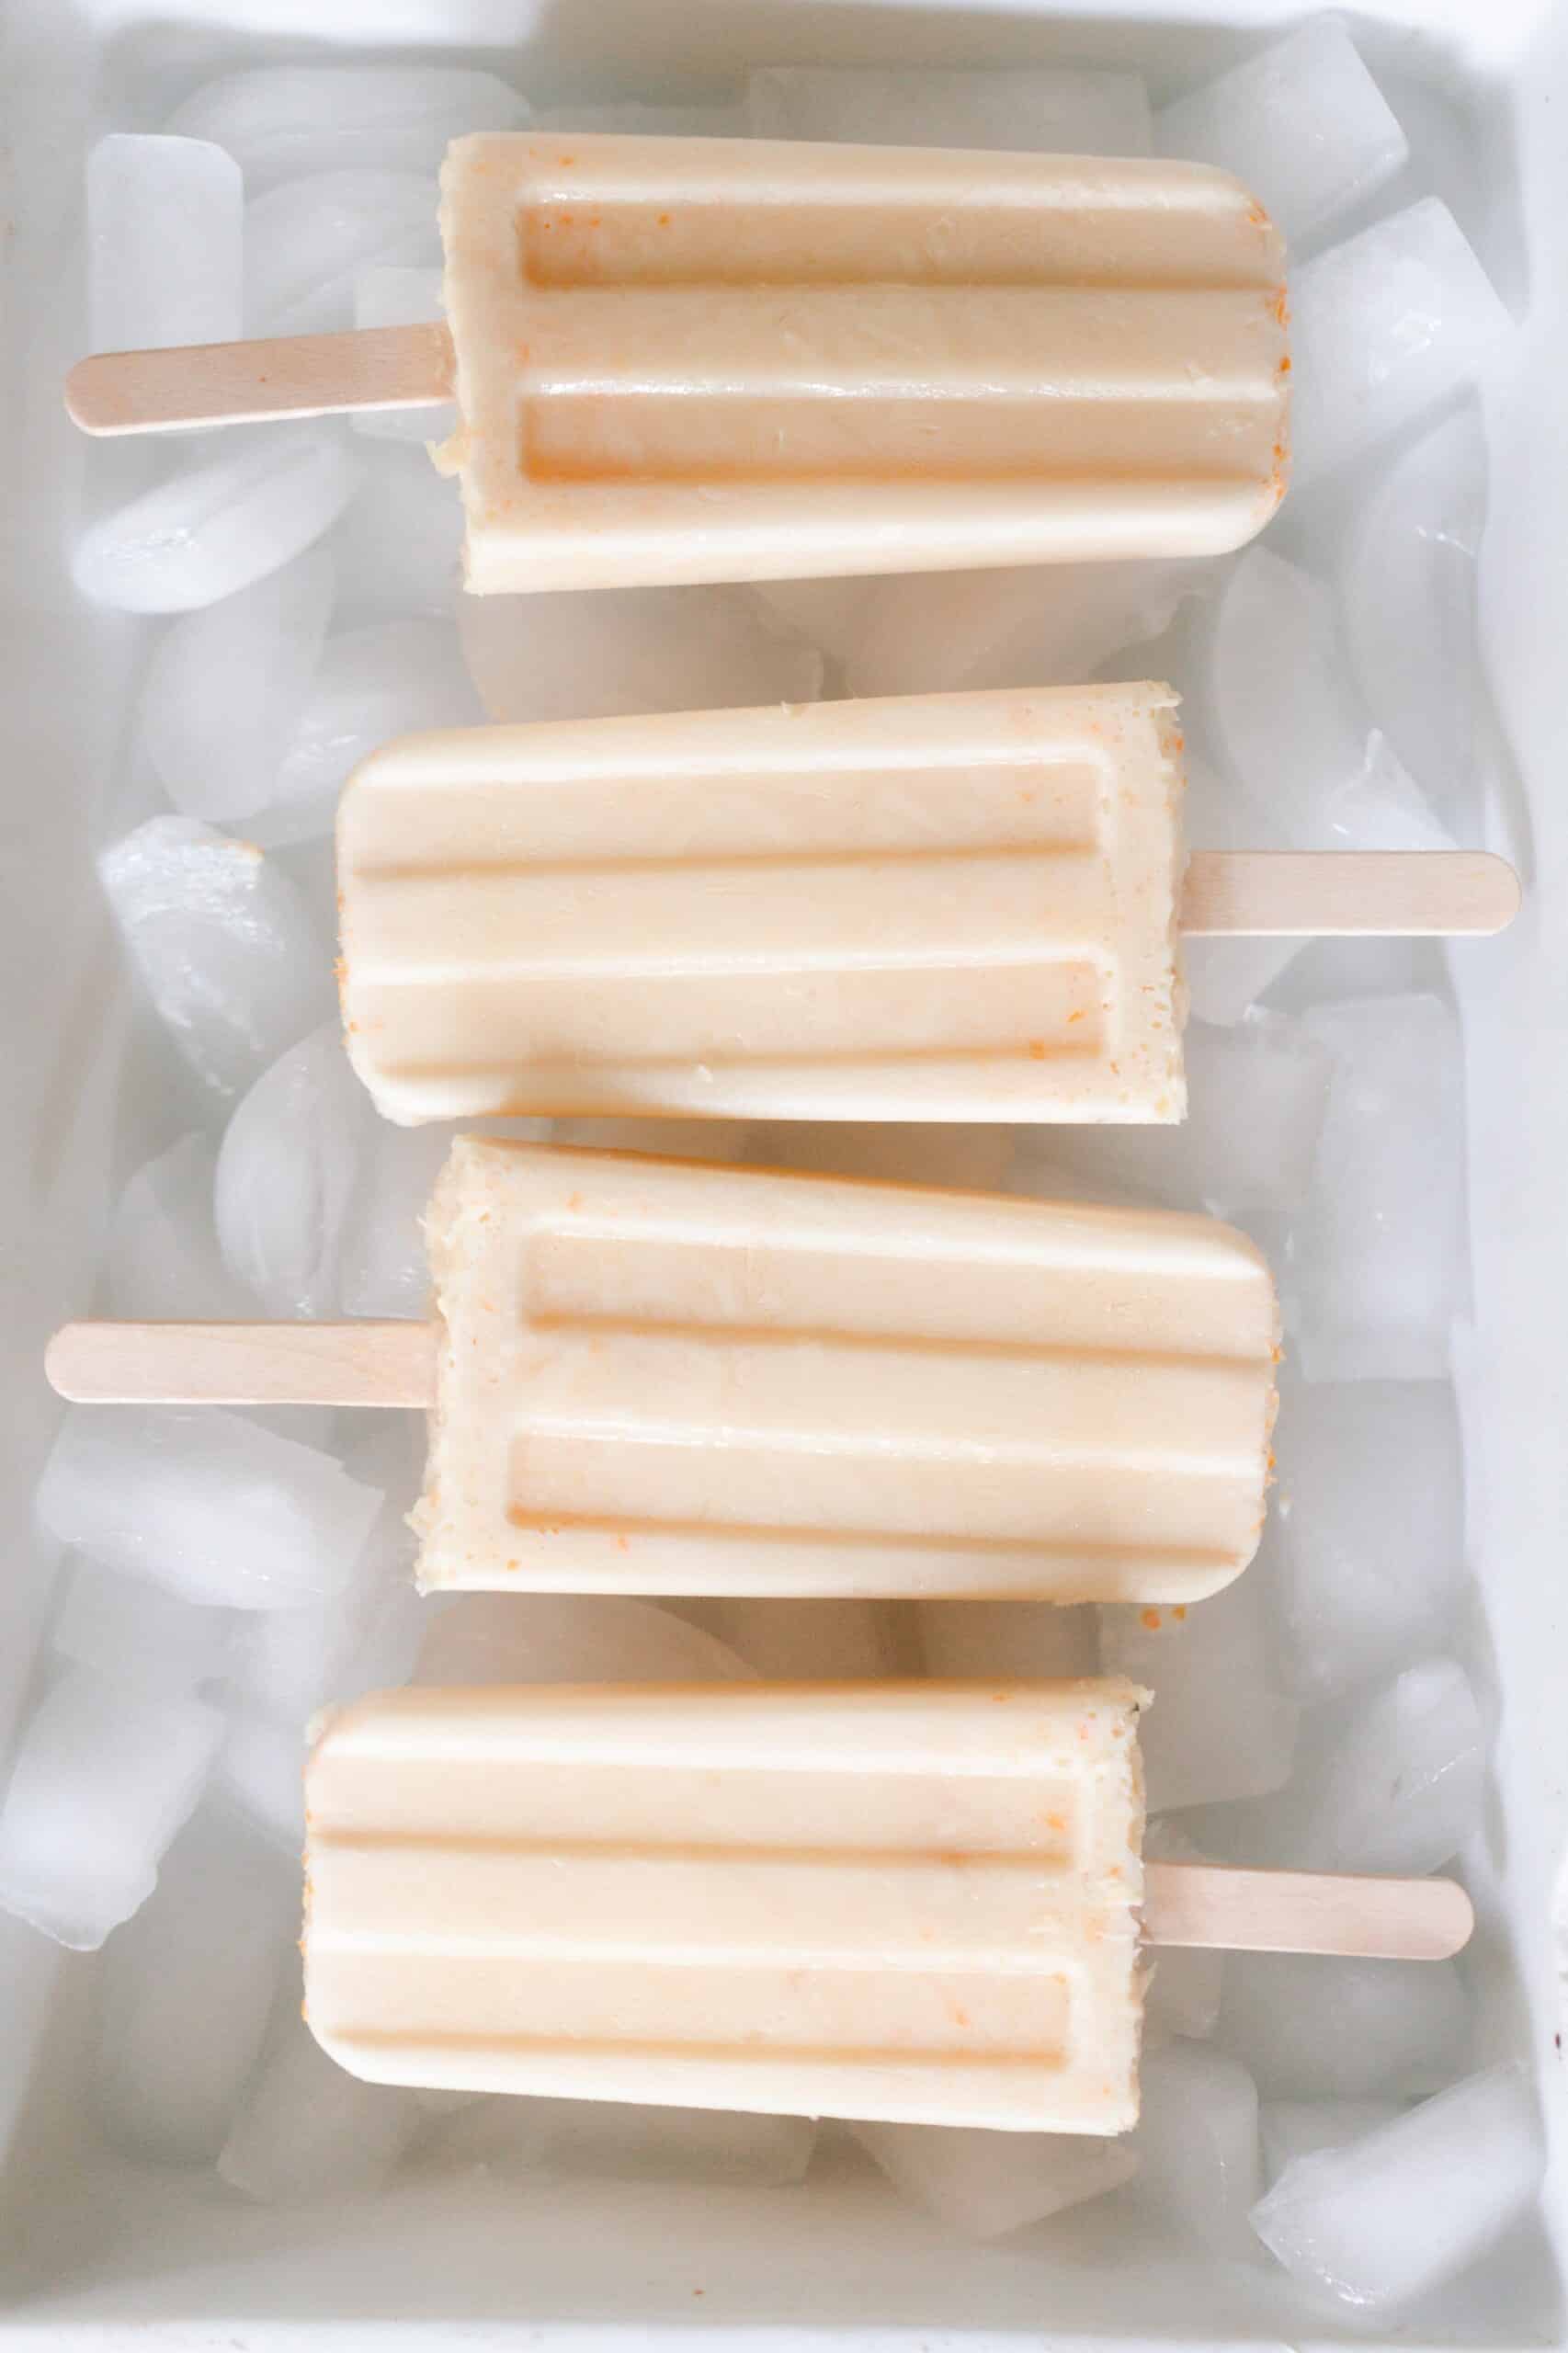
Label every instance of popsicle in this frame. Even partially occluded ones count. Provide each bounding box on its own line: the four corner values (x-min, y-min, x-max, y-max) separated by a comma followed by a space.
64, 133, 1291, 590
302, 1678, 1472, 2130
47, 1137, 1279, 1604
336, 684, 1517, 1126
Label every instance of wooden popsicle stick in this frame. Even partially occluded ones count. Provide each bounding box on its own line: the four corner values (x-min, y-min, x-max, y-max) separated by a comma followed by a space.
44, 1320, 438, 1408
1143, 1860, 1473, 1961
1181, 849, 1518, 938
64, 324, 454, 436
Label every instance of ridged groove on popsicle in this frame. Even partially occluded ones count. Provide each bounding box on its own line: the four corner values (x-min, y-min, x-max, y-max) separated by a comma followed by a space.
435, 134, 1290, 591
412, 1140, 1278, 1602
303, 1678, 1149, 2131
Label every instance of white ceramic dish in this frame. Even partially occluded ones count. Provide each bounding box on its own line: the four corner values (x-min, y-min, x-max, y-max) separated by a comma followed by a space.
1, 0, 1565, 2343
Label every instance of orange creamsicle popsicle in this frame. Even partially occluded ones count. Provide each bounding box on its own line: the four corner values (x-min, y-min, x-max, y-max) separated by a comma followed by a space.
435, 134, 1290, 591
301, 1678, 1472, 2130
415, 1140, 1278, 1602
304, 1678, 1151, 2131
340, 683, 1187, 1126
337, 685, 1514, 1130
45, 1144, 1278, 1604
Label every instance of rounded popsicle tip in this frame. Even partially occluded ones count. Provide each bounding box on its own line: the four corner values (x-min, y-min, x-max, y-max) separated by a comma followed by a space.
1469, 851, 1523, 936
63, 353, 127, 435
1415, 1875, 1477, 1961
1330, 1870, 1476, 1961
44, 1322, 99, 1401
63, 347, 218, 437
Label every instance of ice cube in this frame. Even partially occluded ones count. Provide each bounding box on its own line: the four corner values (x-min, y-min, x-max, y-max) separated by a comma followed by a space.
243, 1404, 340, 1453
854, 2120, 1136, 2240
1271, 1378, 1466, 1698
1142, 1824, 1224, 2042
1101, 1575, 1298, 1813
1131, 2040, 1262, 2260
1251, 2066, 1544, 2313
845, 560, 1198, 700
237, 1586, 395, 1724
917, 1602, 1098, 1680
747, 64, 1151, 154
338, 1127, 452, 1320
97, 818, 335, 1098
1017, 1009, 1333, 1220
244, 170, 441, 337
303, 1568, 437, 1705
1156, 21, 1406, 250
1374, 70, 1486, 255
0, 1666, 224, 1949
415, 1596, 757, 1686
214, 1707, 307, 1850
238, 1422, 427, 1722
168, 63, 526, 189
51, 1556, 234, 1695
745, 1121, 1017, 1194
136, 548, 335, 824
530, 100, 747, 138
105, 1131, 247, 1320
352, 264, 451, 443
417, 2095, 597, 2171
214, 1027, 375, 1316
430, 2095, 815, 2187
93, 1804, 296, 2163
86, 134, 243, 353
1259, 2097, 1406, 2181
270, 829, 341, 944
338, 1122, 554, 1325
699, 1598, 908, 1679
1180, 757, 1304, 1027
1207, 547, 1452, 851
36, 1405, 383, 1611
1340, 406, 1490, 836
355, 263, 443, 326
268, 1575, 429, 1724
1144, 1950, 1226, 2045
1182, 938, 1306, 1037
458, 582, 823, 724
1290, 201, 1513, 484
0, 1912, 62, 2170
1266, 1657, 1484, 1878
1219, 1952, 1471, 2099
746, 576, 875, 668
1267, 934, 1440, 1015
329, 439, 463, 620
221, 1965, 421, 2203
1286, 993, 1468, 1381
346, 1420, 422, 1526
255, 620, 484, 846
1180, 1014, 1334, 1213
74, 427, 362, 615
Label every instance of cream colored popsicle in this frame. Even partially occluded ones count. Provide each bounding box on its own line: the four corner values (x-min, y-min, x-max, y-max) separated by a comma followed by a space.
434, 133, 1289, 591
304, 1679, 1145, 2130
337, 684, 1517, 1127
301, 1679, 1472, 2130
64, 135, 1290, 590
415, 1140, 1278, 1603
46, 1138, 1280, 1604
